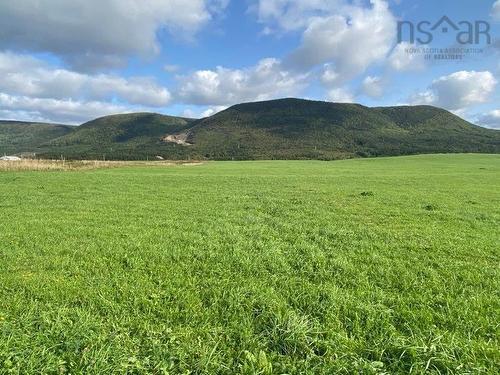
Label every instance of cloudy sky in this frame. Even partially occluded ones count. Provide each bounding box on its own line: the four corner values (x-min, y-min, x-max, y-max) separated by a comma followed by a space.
0, 0, 499, 128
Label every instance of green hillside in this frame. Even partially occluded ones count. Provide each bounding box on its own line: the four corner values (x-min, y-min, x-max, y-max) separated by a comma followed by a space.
180, 99, 500, 159
1, 99, 499, 160
40, 113, 195, 160
0, 120, 73, 156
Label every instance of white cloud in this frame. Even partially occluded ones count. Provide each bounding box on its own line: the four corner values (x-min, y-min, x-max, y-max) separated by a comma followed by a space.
0, 52, 171, 107
91, 77, 171, 107
287, 0, 396, 83
201, 106, 228, 117
164, 64, 180, 73
361, 76, 384, 98
410, 71, 497, 110
181, 109, 197, 118
177, 58, 308, 106
0, 93, 133, 124
181, 105, 227, 119
0, 51, 173, 123
0, 0, 229, 70
410, 90, 436, 106
256, 0, 344, 31
388, 42, 426, 71
327, 88, 354, 103
0, 109, 52, 123
477, 109, 500, 129
320, 64, 340, 86
492, 0, 500, 21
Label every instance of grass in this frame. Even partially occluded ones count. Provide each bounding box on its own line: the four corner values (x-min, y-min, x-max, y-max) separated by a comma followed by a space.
0, 154, 498, 374
0, 160, 203, 171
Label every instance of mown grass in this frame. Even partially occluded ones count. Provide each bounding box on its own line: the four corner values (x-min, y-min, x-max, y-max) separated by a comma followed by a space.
0, 154, 498, 374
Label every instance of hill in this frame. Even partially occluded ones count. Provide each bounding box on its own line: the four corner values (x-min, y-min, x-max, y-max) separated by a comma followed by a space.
0, 120, 73, 156
1, 99, 499, 160
39, 113, 195, 160
172, 99, 500, 159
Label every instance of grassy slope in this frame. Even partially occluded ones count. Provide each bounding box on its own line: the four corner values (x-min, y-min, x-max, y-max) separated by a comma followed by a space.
186, 99, 500, 160
0, 120, 73, 155
0, 154, 498, 373
39, 113, 194, 160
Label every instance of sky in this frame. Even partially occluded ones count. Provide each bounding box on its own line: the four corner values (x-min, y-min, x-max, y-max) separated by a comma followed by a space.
0, 0, 499, 128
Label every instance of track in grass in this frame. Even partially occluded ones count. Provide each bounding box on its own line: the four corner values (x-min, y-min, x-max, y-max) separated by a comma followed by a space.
0, 154, 499, 373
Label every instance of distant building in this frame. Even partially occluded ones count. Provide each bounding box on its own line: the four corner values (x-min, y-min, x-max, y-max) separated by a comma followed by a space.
0, 156, 22, 161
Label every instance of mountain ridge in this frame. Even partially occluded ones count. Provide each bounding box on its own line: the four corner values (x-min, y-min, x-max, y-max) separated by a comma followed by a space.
0, 120, 74, 156
1, 98, 499, 160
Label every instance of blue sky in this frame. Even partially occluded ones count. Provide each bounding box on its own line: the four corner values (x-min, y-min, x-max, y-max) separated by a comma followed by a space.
0, 0, 499, 128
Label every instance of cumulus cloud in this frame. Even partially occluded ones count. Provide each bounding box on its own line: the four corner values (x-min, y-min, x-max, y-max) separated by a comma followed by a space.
0, 51, 172, 123
361, 76, 384, 98
409, 71, 497, 110
388, 42, 426, 71
255, 0, 344, 32
177, 58, 308, 106
492, 0, 500, 21
327, 88, 354, 103
0, 109, 51, 123
201, 106, 228, 117
0, 93, 133, 124
320, 64, 340, 86
181, 105, 227, 119
0, 0, 229, 70
477, 110, 500, 129
286, 0, 396, 83
0, 52, 171, 107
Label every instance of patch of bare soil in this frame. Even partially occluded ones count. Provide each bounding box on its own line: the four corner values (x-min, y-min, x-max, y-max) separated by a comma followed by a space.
163, 132, 192, 146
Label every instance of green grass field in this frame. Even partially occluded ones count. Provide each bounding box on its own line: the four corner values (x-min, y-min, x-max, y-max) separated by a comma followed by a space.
0, 154, 499, 374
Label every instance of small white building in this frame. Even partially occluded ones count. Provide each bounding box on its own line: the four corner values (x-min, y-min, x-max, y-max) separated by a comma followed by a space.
0, 156, 22, 161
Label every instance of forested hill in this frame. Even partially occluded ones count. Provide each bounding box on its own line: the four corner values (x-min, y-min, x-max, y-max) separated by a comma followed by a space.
1, 99, 499, 160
